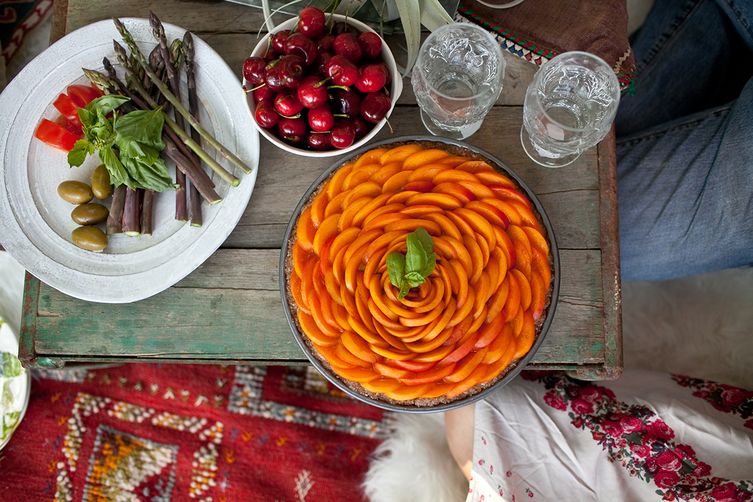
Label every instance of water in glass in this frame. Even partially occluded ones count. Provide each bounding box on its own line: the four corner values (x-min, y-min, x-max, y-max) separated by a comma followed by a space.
412, 23, 504, 139
521, 52, 620, 167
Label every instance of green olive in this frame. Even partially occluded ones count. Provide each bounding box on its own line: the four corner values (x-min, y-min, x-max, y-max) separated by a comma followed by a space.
71, 226, 108, 252
57, 181, 93, 204
71, 203, 109, 225
91, 164, 112, 200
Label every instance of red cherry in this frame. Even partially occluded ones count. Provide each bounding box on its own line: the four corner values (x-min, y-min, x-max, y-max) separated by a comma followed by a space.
330, 121, 356, 149
333, 33, 362, 63
355, 63, 389, 93
330, 87, 361, 118
351, 116, 370, 138
325, 55, 358, 86
317, 52, 333, 75
255, 100, 280, 128
271, 30, 291, 54
317, 34, 335, 52
360, 92, 392, 123
285, 33, 317, 66
297, 75, 329, 109
358, 32, 382, 60
274, 92, 304, 117
271, 55, 305, 89
243, 56, 267, 85
308, 105, 335, 132
264, 64, 286, 91
307, 132, 331, 151
252, 85, 274, 103
297, 6, 327, 39
278, 117, 307, 144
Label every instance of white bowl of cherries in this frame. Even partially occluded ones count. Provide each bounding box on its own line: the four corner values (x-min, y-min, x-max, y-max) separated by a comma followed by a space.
244, 8, 403, 157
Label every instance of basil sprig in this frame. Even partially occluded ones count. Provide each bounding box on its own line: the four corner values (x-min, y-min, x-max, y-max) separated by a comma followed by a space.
67, 95, 174, 192
387, 228, 437, 299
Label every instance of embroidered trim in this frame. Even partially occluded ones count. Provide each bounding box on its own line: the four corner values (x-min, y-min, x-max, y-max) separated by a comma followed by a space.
454, 8, 635, 91
522, 371, 753, 501
672, 374, 753, 430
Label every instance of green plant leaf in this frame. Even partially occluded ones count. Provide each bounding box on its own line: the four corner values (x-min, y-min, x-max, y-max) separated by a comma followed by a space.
421, 253, 436, 278
67, 139, 93, 167
114, 108, 165, 149
404, 271, 424, 288
122, 155, 174, 193
394, 0, 421, 75
398, 281, 412, 299
100, 146, 130, 188
386, 252, 405, 288
1, 352, 22, 378
405, 232, 428, 274
86, 95, 130, 117
419, 0, 454, 31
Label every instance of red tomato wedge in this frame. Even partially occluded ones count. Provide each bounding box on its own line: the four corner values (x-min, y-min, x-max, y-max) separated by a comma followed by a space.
35, 118, 81, 151
53, 93, 78, 119
55, 116, 83, 137
66, 85, 102, 108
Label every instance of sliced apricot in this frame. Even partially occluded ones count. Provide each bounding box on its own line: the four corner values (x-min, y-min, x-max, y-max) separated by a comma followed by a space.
434, 169, 479, 184
379, 144, 422, 165
455, 160, 494, 173
354, 148, 388, 168
406, 192, 462, 210
295, 207, 316, 252
403, 149, 449, 169
326, 163, 353, 199
513, 312, 536, 359
444, 348, 487, 383
399, 363, 456, 385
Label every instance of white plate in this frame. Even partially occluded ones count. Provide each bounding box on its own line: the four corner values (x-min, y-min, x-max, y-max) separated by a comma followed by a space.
0, 19, 259, 303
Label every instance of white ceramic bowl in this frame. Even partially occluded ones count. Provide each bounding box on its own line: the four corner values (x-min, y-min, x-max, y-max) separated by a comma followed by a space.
245, 14, 403, 158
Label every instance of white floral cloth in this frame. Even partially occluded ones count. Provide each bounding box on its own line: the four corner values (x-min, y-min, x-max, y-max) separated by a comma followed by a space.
466, 369, 753, 502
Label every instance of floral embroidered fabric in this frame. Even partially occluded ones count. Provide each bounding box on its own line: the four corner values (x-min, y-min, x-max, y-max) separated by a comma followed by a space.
466, 370, 753, 502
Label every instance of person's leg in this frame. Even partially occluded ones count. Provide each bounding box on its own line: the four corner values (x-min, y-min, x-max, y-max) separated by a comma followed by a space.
616, 0, 753, 136
445, 405, 475, 481
617, 76, 753, 280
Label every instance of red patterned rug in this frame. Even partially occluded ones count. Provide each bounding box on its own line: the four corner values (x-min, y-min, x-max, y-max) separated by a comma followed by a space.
0, 364, 390, 501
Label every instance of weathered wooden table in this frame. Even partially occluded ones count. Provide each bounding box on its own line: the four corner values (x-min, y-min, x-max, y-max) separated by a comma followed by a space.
19, 0, 622, 379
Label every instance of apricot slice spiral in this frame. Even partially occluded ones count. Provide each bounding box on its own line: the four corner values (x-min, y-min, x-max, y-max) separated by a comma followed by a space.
288, 144, 553, 404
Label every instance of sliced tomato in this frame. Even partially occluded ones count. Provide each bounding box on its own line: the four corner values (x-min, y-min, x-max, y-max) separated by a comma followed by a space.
35, 118, 82, 151
53, 93, 78, 119
54, 115, 83, 137
66, 85, 102, 108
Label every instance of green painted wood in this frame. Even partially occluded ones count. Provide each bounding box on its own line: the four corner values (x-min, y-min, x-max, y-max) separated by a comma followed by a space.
18, 273, 39, 367
32, 249, 604, 364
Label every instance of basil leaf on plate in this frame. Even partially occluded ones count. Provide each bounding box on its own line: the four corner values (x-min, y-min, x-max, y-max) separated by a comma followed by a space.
114, 108, 165, 149
67, 139, 93, 167
100, 146, 130, 188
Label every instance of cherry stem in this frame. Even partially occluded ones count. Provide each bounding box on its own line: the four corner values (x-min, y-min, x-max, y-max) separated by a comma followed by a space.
245, 82, 267, 93
280, 113, 302, 119
333, 113, 350, 118
328, 85, 350, 91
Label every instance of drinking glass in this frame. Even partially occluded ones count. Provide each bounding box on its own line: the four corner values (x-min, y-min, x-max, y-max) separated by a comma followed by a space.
411, 23, 505, 140
520, 51, 620, 168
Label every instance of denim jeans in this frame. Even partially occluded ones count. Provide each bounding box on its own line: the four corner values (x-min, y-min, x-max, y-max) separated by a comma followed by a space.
615, 0, 753, 281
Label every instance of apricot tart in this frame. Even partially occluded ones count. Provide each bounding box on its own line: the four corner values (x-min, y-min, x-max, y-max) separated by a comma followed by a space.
283, 140, 557, 408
